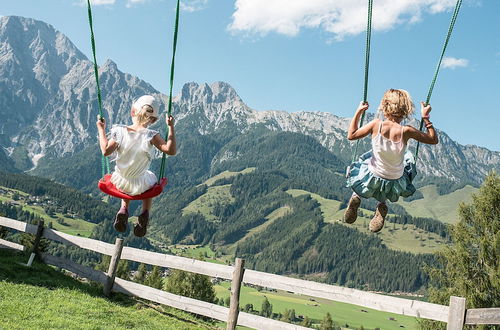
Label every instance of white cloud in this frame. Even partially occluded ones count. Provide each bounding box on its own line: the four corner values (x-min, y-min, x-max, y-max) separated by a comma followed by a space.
228, 0, 458, 40
441, 57, 469, 69
180, 0, 208, 12
126, 0, 148, 8
91, 0, 116, 5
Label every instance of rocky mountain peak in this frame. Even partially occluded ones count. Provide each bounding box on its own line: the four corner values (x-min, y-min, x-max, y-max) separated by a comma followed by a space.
178, 81, 243, 105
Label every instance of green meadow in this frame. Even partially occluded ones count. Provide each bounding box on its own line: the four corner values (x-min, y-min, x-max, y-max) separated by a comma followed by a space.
396, 185, 476, 223
215, 282, 419, 329
286, 188, 446, 254
0, 186, 96, 237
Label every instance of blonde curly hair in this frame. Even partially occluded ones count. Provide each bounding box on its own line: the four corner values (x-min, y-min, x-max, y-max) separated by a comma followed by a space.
379, 89, 414, 120
134, 104, 158, 126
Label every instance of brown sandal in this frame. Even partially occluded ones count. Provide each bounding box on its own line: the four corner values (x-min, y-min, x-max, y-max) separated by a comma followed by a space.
114, 207, 129, 233
134, 210, 149, 237
369, 203, 388, 233
344, 195, 361, 224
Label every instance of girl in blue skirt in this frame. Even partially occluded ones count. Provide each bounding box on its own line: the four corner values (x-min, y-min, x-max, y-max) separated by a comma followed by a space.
345, 89, 438, 232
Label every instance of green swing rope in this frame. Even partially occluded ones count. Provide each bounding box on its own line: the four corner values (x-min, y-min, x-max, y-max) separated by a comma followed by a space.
415, 0, 462, 160
351, 0, 373, 164
86, 0, 110, 177
158, 0, 180, 183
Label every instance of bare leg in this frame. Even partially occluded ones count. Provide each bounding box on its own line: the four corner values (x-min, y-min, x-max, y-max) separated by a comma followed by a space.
142, 198, 152, 212
121, 199, 130, 210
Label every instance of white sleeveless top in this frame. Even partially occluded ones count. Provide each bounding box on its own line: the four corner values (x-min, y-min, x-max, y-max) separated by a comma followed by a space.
108, 125, 159, 195
368, 121, 406, 180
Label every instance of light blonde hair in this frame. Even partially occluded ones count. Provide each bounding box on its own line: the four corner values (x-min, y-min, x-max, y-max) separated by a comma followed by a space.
379, 89, 414, 120
134, 104, 158, 126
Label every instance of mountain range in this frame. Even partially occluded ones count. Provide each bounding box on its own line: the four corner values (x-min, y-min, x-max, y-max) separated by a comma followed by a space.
0, 15, 498, 188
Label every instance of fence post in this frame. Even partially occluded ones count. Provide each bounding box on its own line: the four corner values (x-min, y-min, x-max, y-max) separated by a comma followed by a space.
447, 296, 466, 330
27, 220, 44, 267
103, 237, 124, 297
227, 258, 245, 330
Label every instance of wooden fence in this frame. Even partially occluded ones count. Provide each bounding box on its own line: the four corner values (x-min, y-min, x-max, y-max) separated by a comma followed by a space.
1, 216, 499, 330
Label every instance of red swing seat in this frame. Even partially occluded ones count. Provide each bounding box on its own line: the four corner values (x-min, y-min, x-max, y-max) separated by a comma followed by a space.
98, 174, 167, 200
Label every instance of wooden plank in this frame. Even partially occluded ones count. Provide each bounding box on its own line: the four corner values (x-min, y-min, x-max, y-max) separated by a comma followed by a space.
0, 238, 25, 251
104, 238, 124, 296
0, 216, 37, 234
42, 228, 115, 256
112, 277, 229, 321
121, 246, 234, 279
243, 269, 449, 322
40, 253, 108, 284
447, 296, 466, 330
227, 258, 245, 330
465, 308, 500, 325
238, 312, 312, 330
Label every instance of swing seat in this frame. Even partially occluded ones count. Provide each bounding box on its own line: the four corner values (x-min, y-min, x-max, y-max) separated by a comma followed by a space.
98, 174, 167, 200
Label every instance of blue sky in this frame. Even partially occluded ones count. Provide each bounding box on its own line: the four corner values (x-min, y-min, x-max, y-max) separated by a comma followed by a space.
2, 0, 499, 150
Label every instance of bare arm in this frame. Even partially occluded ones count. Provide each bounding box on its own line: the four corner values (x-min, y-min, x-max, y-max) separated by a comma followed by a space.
152, 115, 176, 155
347, 101, 376, 141
405, 102, 438, 145
96, 119, 118, 156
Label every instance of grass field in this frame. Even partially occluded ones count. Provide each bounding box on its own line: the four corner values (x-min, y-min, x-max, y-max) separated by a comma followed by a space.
0, 249, 215, 330
202, 168, 256, 187
183, 184, 234, 222
0, 186, 96, 237
397, 185, 476, 223
287, 189, 445, 254
214, 282, 420, 329
184, 168, 257, 222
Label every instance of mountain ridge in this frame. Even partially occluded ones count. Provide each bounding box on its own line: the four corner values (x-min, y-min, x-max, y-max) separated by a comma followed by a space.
0, 15, 498, 188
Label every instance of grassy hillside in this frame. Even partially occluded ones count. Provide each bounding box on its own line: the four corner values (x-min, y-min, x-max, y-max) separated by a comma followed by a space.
0, 186, 96, 237
0, 249, 214, 330
287, 189, 446, 254
397, 185, 477, 223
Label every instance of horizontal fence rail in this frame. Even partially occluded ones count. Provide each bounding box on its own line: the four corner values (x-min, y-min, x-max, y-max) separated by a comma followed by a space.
0, 237, 25, 251
0, 216, 38, 234
243, 269, 449, 322
465, 308, 500, 325
121, 246, 234, 280
1, 216, 499, 330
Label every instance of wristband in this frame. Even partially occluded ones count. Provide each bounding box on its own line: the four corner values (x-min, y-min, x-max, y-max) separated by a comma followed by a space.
422, 115, 430, 120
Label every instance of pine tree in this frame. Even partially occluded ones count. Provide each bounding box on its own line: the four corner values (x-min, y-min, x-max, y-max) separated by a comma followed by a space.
163, 269, 216, 303
144, 265, 163, 289
421, 172, 500, 330
300, 315, 312, 327
260, 297, 273, 318
320, 312, 334, 330
134, 263, 148, 284
116, 260, 130, 280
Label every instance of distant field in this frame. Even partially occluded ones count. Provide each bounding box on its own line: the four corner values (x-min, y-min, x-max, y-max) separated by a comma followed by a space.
287, 189, 445, 254
0, 186, 96, 237
182, 184, 234, 222
202, 168, 256, 187
215, 282, 418, 330
397, 185, 476, 223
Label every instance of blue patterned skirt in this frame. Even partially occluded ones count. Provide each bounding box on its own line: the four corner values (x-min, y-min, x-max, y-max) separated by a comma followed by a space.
346, 151, 417, 203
